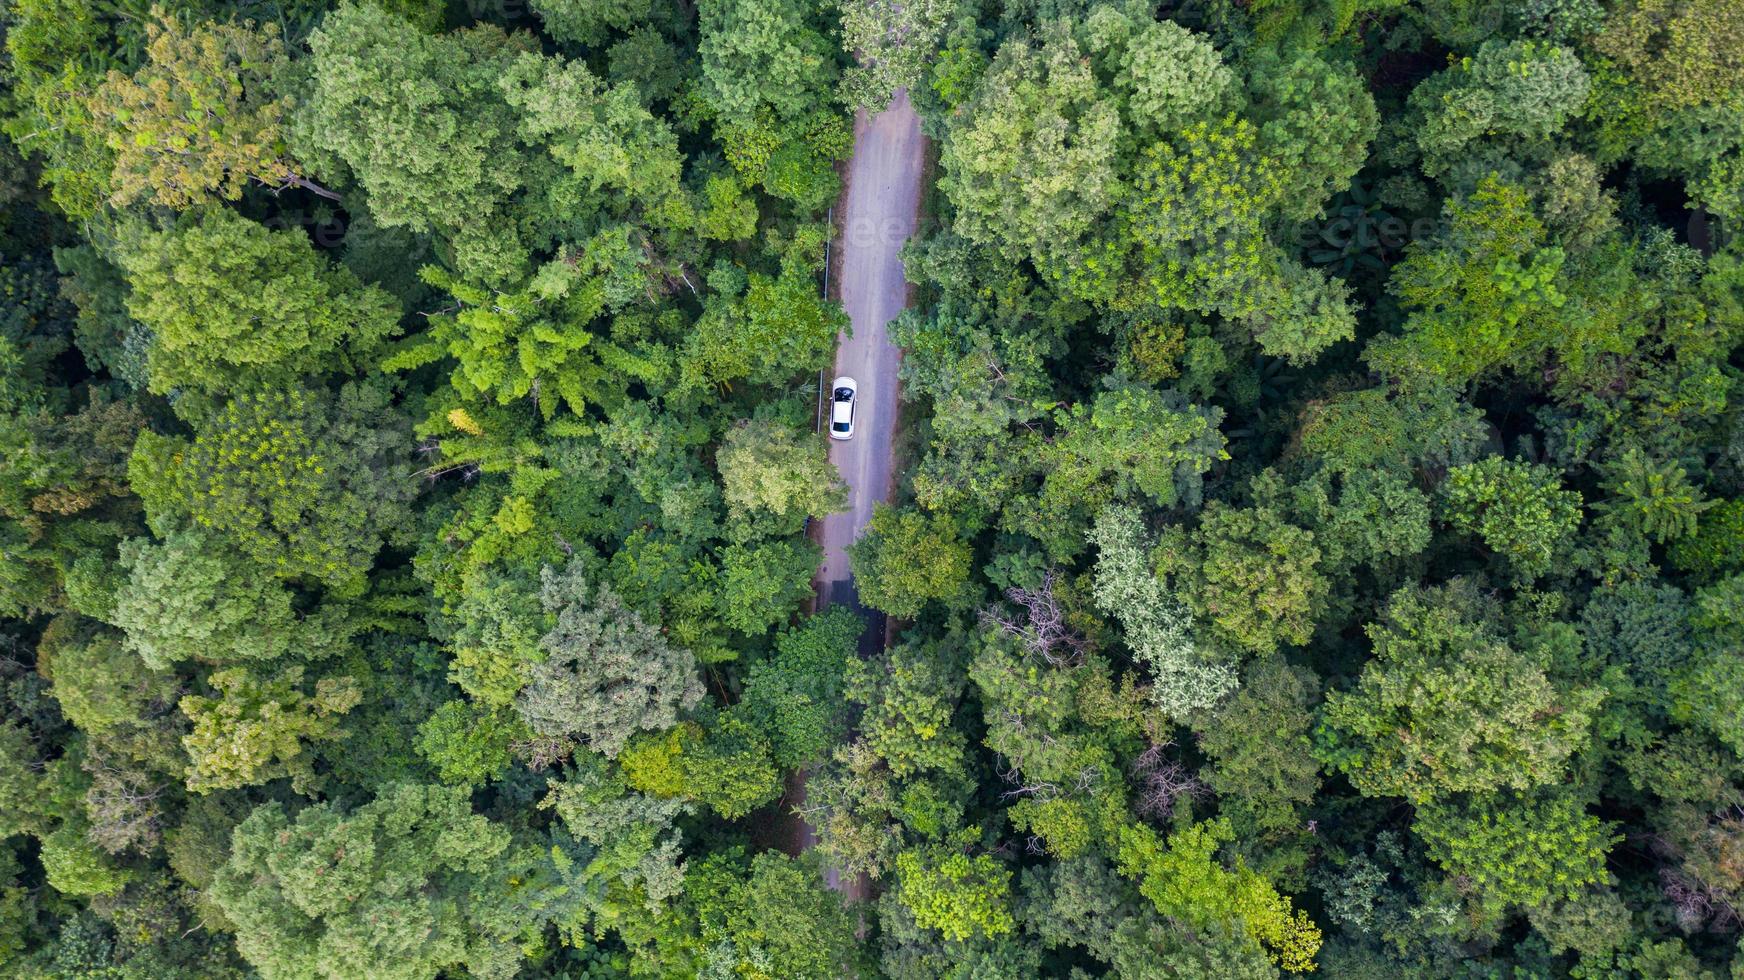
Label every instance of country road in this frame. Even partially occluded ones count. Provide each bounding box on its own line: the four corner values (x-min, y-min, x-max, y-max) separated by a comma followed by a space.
789, 89, 926, 894
816, 89, 926, 654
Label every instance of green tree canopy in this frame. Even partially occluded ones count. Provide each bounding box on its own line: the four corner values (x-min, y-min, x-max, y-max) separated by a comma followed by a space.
894, 829, 1016, 943
110, 531, 308, 669
939, 23, 1121, 272
1440, 456, 1584, 580
716, 418, 845, 537
164, 384, 417, 595
515, 563, 703, 758
88, 14, 312, 209
1172, 502, 1328, 655
1413, 790, 1618, 923
180, 664, 361, 794
697, 0, 839, 126
209, 784, 519, 980
115, 209, 398, 400
850, 505, 972, 619
1318, 583, 1603, 803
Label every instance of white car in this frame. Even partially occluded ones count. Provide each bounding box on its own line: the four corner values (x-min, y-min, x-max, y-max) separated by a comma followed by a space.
829, 377, 857, 440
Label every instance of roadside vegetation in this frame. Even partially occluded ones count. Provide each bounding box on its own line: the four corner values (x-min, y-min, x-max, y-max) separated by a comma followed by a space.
0, 0, 1742, 976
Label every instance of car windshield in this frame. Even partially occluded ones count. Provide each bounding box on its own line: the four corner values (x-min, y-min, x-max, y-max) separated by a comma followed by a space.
834, 387, 853, 401
832, 420, 850, 431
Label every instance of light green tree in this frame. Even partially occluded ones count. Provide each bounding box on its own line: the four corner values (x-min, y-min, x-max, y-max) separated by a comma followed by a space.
1593, 0, 1744, 111
715, 538, 819, 635
179, 665, 361, 794
839, 0, 952, 111
894, 829, 1015, 942
528, 0, 653, 46
681, 264, 845, 390
849, 505, 972, 619
40, 619, 178, 734
300, 3, 530, 282
677, 709, 785, 819
169, 384, 416, 595
1317, 583, 1603, 803
115, 208, 398, 399
1247, 263, 1359, 364
717, 418, 844, 537
39, 823, 131, 898
1365, 178, 1568, 387
1177, 502, 1328, 655
0, 723, 47, 841
1246, 52, 1378, 222
1102, 15, 1235, 134
110, 531, 304, 669
939, 23, 1121, 271
385, 265, 643, 421
1414, 790, 1618, 922
1112, 817, 1321, 972
1441, 456, 1583, 579
696, 0, 839, 125
416, 700, 529, 788
1025, 384, 1225, 554
1197, 660, 1323, 837
541, 753, 692, 912
679, 850, 864, 978
444, 565, 547, 708
1106, 116, 1291, 319
1109, 915, 1280, 980
209, 784, 518, 980
1409, 40, 1590, 177
0, 389, 144, 619
1090, 505, 1236, 719
1596, 446, 1713, 544
495, 48, 694, 266
845, 636, 968, 780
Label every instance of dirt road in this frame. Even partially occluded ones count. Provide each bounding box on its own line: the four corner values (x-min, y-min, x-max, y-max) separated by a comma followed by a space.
816, 88, 926, 655
793, 90, 926, 894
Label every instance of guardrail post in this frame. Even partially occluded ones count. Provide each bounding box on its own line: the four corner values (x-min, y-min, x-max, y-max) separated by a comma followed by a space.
816, 205, 834, 434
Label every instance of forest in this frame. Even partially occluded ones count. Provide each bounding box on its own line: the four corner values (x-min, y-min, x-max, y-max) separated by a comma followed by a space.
1, 0, 1743, 975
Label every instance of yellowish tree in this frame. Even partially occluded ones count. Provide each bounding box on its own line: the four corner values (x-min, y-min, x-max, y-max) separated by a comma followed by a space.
89, 11, 335, 209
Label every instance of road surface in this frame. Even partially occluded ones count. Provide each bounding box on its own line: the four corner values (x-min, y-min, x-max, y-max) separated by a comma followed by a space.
792, 89, 926, 895
816, 88, 926, 656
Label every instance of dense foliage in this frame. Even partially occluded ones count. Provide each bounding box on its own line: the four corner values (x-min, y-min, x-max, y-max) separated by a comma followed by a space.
2, 0, 1742, 975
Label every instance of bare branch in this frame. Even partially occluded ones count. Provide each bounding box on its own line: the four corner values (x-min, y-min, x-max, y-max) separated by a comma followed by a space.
1130, 742, 1206, 823
979, 569, 1088, 667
